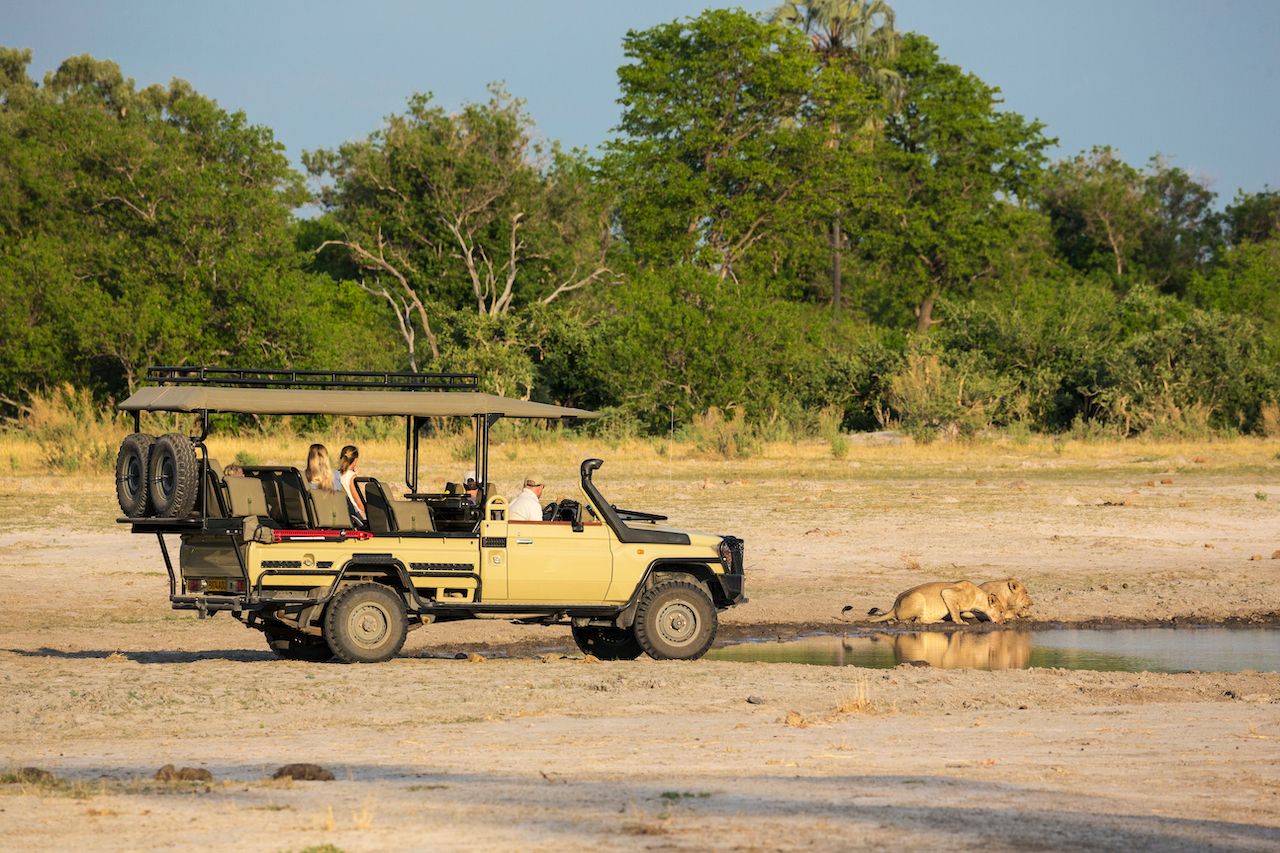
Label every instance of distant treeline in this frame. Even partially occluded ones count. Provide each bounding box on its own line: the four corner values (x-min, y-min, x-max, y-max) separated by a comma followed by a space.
2, 4, 1278, 440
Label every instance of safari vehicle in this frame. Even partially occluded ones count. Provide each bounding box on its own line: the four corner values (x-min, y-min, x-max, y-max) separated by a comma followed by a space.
115, 367, 745, 663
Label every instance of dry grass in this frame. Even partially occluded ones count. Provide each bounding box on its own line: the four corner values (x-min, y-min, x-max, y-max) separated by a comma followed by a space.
2, 417, 1279, 483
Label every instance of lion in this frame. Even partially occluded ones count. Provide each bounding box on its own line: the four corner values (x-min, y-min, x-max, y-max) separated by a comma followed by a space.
980, 578, 1033, 619
892, 630, 1031, 669
862, 580, 1004, 625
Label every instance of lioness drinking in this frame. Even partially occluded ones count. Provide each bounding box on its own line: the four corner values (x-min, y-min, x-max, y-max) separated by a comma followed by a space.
980, 578, 1033, 618
863, 580, 1004, 625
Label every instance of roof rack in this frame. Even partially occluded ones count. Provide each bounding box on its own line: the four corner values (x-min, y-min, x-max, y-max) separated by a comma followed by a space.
146, 366, 478, 391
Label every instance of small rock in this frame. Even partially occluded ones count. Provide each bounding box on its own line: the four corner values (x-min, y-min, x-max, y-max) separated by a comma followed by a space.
272, 763, 334, 781
906, 659, 930, 668
1122, 582, 1129, 589
746, 695, 766, 705
14, 767, 56, 784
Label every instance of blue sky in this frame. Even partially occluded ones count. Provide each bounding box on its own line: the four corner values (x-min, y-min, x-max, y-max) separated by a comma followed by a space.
5, 0, 1278, 204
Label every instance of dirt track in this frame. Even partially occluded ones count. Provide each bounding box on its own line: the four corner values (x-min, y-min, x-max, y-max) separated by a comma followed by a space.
2, 439, 1279, 850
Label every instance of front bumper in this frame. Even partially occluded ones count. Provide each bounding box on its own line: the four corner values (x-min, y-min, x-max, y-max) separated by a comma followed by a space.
720, 572, 747, 605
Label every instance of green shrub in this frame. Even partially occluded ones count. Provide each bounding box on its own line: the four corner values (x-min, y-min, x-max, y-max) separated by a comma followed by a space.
687, 405, 757, 458
882, 344, 1019, 441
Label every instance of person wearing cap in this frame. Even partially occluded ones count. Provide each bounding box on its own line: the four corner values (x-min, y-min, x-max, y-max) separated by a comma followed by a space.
508, 477, 545, 521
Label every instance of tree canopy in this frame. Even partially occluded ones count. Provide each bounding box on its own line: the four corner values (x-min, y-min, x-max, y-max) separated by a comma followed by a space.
1, 5, 1276, 439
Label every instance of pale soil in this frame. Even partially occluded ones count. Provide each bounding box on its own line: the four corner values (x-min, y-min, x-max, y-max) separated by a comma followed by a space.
2, 438, 1279, 851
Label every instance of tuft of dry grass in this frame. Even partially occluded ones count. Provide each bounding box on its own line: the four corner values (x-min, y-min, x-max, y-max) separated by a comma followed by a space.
351, 800, 375, 830
831, 677, 883, 717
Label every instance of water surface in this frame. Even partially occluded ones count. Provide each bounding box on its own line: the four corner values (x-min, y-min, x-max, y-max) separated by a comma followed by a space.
706, 627, 1280, 673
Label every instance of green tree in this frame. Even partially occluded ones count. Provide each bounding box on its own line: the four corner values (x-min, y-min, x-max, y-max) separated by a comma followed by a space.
1038, 146, 1153, 280
1188, 237, 1280, 339
1225, 188, 1280, 246
862, 34, 1051, 331
772, 0, 903, 311
605, 9, 878, 285
305, 87, 614, 384
0, 48, 339, 398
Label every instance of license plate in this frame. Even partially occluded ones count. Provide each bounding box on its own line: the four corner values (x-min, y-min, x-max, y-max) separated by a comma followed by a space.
205, 578, 229, 593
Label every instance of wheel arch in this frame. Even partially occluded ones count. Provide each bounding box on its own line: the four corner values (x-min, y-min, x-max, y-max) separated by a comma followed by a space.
327, 555, 422, 611
614, 559, 729, 629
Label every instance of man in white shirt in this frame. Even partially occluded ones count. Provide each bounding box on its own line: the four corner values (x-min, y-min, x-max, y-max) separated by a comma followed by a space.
508, 477, 545, 521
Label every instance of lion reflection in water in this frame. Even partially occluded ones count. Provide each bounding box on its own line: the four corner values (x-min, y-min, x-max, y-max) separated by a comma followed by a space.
867, 630, 1033, 669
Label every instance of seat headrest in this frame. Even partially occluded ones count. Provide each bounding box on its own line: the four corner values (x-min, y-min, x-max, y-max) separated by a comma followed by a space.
312, 489, 354, 529
224, 477, 268, 518
392, 500, 434, 533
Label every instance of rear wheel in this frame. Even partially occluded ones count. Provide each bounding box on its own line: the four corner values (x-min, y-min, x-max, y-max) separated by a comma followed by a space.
115, 433, 154, 517
149, 433, 198, 518
571, 625, 643, 660
634, 581, 718, 661
323, 583, 408, 663
263, 621, 333, 662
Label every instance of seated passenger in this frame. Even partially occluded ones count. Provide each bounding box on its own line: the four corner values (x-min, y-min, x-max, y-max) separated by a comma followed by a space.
508, 477, 545, 521
305, 443, 341, 492
337, 444, 366, 522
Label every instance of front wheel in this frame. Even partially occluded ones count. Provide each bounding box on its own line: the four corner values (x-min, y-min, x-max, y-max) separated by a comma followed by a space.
323, 583, 409, 663
571, 625, 643, 660
263, 621, 333, 662
633, 581, 718, 661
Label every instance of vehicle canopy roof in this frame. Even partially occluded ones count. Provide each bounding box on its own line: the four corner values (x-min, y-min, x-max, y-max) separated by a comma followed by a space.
118, 386, 597, 420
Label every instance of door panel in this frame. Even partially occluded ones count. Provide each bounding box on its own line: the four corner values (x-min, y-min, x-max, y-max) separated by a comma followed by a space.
505, 521, 612, 603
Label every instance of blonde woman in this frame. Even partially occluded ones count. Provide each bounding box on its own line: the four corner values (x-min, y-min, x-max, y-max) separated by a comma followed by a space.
338, 444, 366, 520
305, 444, 340, 492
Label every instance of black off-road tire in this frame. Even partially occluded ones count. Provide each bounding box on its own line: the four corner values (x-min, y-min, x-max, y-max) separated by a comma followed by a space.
571, 625, 644, 661
149, 433, 199, 518
323, 583, 409, 664
263, 621, 334, 662
115, 433, 155, 517
633, 581, 718, 661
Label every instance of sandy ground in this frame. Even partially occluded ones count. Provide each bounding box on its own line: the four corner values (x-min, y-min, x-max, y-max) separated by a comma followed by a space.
2, 438, 1280, 850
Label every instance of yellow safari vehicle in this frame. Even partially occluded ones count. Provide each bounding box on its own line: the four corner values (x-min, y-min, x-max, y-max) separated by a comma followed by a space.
115, 367, 745, 663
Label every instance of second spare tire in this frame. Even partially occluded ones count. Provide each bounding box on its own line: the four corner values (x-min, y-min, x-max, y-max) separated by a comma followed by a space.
115, 432, 155, 517
149, 433, 199, 518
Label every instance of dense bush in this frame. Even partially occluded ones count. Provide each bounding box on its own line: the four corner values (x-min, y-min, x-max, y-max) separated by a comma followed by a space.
1, 13, 1277, 442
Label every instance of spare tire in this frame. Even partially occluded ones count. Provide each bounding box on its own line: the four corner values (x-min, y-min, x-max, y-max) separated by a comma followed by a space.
149, 433, 199, 518
115, 433, 155, 517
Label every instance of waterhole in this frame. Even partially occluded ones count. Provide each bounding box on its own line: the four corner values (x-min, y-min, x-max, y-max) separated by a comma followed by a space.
706, 628, 1280, 673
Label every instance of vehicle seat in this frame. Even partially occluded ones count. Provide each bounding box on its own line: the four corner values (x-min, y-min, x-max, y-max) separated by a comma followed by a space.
357, 478, 397, 534
392, 500, 434, 533
311, 489, 354, 529
202, 459, 228, 518
224, 477, 270, 518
